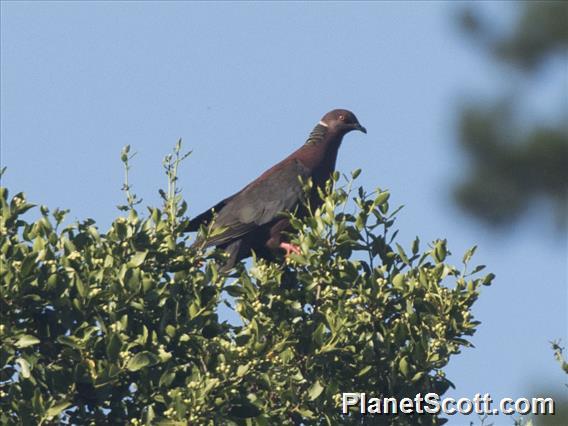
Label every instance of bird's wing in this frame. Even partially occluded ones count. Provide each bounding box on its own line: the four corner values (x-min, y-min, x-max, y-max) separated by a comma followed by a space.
195, 159, 310, 248
185, 194, 238, 232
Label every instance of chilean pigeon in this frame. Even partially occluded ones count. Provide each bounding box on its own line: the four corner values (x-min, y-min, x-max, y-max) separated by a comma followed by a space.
186, 109, 366, 270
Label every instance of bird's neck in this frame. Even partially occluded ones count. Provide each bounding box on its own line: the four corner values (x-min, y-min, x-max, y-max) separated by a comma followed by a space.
304, 123, 329, 146
297, 123, 344, 182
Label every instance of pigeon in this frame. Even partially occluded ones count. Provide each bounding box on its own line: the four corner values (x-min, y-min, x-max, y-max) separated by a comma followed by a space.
186, 109, 366, 270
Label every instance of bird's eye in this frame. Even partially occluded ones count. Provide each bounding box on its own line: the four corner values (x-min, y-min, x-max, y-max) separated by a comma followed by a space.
339, 115, 345, 121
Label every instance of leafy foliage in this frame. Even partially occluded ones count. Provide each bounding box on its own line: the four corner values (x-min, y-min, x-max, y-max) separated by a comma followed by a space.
454, 2, 568, 230
0, 146, 493, 425
455, 102, 568, 227
459, 2, 568, 71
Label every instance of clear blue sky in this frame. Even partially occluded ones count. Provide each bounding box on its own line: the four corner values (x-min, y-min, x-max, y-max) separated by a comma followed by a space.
1, 2, 566, 424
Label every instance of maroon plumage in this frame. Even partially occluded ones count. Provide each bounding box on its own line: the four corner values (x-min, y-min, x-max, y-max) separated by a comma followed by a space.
186, 109, 366, 270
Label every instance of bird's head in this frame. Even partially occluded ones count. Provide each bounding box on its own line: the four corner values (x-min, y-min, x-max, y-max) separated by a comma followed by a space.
319, 109, 367, 135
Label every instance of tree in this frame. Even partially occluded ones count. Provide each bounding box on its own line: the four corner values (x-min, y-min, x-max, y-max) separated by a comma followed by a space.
454, 2, 568, 229
0, 145, 493, 425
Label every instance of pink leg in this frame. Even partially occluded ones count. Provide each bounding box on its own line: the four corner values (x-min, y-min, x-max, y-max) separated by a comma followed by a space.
279, 242, 301, 257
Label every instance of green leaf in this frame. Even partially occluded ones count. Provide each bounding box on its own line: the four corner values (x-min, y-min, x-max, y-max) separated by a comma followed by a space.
411, 372, 425, 382
224, 284, 244, 297
126, 351, 160, 371
128, 250, 148, 267
471, 264, 486, 274
237, 364, 250, 377
20, 254, 36, 277
209, 225, 229, 239
165, 325, 176, 338
482, 273, 496, 286
75, 275, 87, 298
46, 400, 71, 419
411, 237, 420, 255
433, 240, 447, 263
278, 347, 293, 363
57, 335, 84, 350
396, 243, 410, 264
106, 333, 122, 362
392, 273, 405, 288
312, 323, 326, 347
308, 380, 324, 400
17, 357, 31, 378
357, 365, 372, 377
355, 214, 365, 231
462, 245, 477, 264
399, 356, 410, 377
159, 368, 177, 387
375, 191, 390, 206
121, 144, 130, 160
295, 407, 316, 419
15, 334, 40, 348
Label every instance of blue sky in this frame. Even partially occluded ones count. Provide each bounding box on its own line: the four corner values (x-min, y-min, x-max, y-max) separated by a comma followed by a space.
1, 2, 566, 424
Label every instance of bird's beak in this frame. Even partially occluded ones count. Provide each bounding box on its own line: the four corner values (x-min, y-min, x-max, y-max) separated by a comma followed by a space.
356, 123, 367, 134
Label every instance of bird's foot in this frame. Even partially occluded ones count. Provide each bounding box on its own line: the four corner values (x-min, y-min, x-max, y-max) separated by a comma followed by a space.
279, 242, 301, 257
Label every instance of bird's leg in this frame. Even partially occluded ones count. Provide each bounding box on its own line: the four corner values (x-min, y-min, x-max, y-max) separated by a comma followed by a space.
279, 242, 301, 257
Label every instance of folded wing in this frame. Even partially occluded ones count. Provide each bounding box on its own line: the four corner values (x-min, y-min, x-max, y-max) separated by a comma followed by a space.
189, 159, 310, 249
